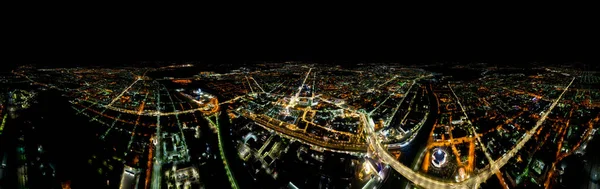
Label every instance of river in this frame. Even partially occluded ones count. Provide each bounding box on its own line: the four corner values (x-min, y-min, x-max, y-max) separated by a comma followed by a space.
381, 80, 439, 189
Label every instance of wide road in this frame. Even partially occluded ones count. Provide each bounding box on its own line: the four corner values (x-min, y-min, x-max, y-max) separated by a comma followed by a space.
151, 86, 162, 189
464, 77, 576, 187
362, 113, 460, 189
362, 77, 575, 189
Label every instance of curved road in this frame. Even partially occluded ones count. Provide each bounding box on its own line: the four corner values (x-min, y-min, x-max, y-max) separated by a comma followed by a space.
362, 77, 575, 189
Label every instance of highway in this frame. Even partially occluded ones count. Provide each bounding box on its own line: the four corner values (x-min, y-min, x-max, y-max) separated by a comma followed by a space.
151, 88, 162, 189
250, 77, 266, 93
362, 113, 462, 189
245, 76, 255, 94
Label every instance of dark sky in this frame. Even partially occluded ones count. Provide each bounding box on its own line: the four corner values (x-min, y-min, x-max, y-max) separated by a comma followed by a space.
5, 10, 599, 67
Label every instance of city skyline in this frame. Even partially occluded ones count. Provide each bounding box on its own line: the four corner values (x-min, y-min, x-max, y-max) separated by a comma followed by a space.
0, 62, 598, 189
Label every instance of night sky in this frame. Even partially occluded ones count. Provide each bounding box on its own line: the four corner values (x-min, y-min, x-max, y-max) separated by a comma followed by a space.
4, 10, 599, 68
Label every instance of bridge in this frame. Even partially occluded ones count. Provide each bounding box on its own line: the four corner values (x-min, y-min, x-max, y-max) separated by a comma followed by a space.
362, 77, 575, 189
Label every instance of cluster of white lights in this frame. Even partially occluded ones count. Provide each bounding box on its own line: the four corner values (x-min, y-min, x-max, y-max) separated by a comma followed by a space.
431, 148, 448, 168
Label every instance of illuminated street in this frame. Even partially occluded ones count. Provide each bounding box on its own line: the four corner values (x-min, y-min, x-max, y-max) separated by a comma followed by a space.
1, 62, 598, 189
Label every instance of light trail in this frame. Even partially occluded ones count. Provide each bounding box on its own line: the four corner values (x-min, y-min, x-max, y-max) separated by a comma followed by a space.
250, 76, 266, 93
245, 76, 255, 94
108, 78, 140, 106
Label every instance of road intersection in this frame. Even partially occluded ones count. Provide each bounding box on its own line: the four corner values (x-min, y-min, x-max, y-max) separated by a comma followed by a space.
362, 77, 575, 189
